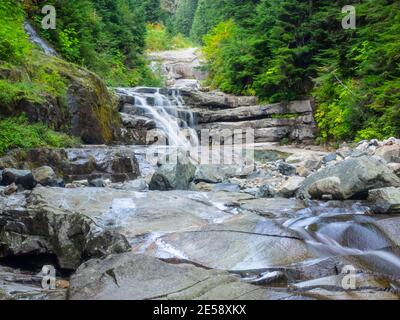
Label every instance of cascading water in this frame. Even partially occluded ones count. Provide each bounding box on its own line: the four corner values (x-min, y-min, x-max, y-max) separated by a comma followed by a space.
117, 87, 199, 149
284, 211, 400, 271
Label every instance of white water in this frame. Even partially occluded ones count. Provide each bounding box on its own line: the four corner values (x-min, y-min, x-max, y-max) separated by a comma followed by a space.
24, 22, 58, 56
285, 217, 400, 270
118, 87, 199, 149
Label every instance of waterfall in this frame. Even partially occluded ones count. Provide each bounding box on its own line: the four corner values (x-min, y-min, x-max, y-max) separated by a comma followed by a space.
23, 21, 58, 57
117, 87, 199, 149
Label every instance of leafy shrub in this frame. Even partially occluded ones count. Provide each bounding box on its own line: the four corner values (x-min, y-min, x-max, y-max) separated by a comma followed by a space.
145, 23, 193, 52
0, 115, 80, 155
0, 0, 32, 64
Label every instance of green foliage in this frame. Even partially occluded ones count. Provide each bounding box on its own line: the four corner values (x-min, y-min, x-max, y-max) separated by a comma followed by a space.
0, 0, 32, 64
143, 0, 162, 23
201, 0, 400, 141
173, 0, 199, 37
0, 115, 80, 156
145, 23, 193, 52
24, 0, 155, 86
203, 20, 257, 95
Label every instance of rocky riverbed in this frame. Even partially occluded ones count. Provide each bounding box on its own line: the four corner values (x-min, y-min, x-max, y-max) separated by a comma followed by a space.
1, 138, 400, 300
1, 47, 400, 300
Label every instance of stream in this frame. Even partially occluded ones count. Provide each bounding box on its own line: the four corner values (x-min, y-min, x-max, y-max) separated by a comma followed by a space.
1, 47, 400, 300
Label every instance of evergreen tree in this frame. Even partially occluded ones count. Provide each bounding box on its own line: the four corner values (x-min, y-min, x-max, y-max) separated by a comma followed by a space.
174, 0, 198, 36
143, 0, 162, 23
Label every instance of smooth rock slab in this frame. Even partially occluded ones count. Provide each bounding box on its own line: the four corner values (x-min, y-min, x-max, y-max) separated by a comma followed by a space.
69, 253, 289, 300
143, 213, 316, 271
30, 188, 251, 239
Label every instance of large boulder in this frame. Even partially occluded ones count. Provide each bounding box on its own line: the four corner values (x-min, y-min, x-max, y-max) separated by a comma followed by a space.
308, 177, 342, 200
297, 156, 400, 200
0, 53, 122, 144
69, 253, 287, 300
277, 176, 305, 198
374, 144, 400, 163
0, 190, 130, 270
32, 166, 59, 186
368, 187, 400, 214
149, 153, 196, 190
286, 153, 323, 172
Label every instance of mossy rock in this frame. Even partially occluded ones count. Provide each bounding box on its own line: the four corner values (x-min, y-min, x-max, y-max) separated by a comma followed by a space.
1, 51, 122, 145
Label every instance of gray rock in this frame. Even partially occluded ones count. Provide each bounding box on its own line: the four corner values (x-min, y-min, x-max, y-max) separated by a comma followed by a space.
308, 177, 342, 200
0, 189, 130, 270
4, 183, 18, 196
195, 100, 313, 123
256, 184, 277, 198
297, 156, 400, 200
149, 153, 196, 191
388, 163, 400, 176
89, 178, 106, 188
212, 183, 241, 193
374, 144, 400, 163
323, 153, 337, 163
69, 253, 288, 300
195, 163, 255, 183
286, 153, 323, 171
368, 187, 400, 214
277, 176, 305, 198
0, 147, 141, 184
278, 162, 296, 176
32, 166, 59, 186
2, 169, 36, 190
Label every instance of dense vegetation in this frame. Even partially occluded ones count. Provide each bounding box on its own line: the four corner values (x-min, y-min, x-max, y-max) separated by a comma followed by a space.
0, 116, 79, 155
1, 0, 399, 152
0, 0, 175, 155
167, 0, 400, 142
145, 23, 193, 52
24, 0, 163, 87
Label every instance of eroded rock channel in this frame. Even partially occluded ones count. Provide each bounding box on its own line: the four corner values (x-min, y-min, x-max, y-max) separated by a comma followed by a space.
1, 48, 400, 300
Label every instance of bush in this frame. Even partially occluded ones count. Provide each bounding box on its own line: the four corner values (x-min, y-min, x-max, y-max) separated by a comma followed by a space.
0, 0, 32, 64
0, 115, 80, 155
145, 23, 194, 52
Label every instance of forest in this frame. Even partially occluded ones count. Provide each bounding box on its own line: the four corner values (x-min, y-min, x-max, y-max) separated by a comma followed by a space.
171, 0, 400, 142
0, 0, 399, 152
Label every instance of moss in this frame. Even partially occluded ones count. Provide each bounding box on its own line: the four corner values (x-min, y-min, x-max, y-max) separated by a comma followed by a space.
270, 113, 299, 119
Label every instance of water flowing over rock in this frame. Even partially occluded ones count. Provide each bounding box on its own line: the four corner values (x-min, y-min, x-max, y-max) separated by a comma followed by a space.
116, 87, 199, 147
24, 22, 58, 57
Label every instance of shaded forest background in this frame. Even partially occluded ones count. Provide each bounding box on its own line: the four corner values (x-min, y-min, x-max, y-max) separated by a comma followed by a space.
167, 0, 400, 142
0, 0, 399, 146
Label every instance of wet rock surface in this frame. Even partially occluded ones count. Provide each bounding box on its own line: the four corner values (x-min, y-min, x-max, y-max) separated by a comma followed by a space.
0, 189, 130, 270
2, 105, 400, 300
